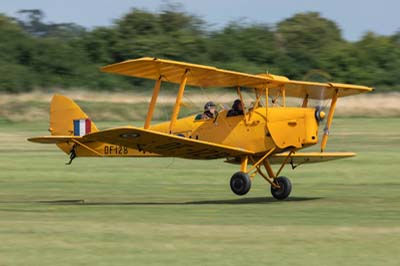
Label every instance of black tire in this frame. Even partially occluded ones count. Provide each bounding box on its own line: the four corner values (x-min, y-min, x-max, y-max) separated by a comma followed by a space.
271, 176, 292, 200
230, 171, 251, 196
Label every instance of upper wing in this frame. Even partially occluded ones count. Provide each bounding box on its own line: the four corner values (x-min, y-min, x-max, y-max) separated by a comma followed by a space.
101, 57, 274, 88
101, 57, 372, 99
269, 80, 372, 100
83, 126, 254, 159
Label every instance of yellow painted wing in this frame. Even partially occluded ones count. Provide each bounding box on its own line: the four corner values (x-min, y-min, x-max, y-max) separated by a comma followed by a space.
269, 152, 356, 165
83, 126, 254, 159
101, 57, 372, 99
224, 152, 356, 165
270, 80, 372, 100
101, 57, 273, 88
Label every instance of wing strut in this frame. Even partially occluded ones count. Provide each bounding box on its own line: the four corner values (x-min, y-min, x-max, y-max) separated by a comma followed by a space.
265, 85, 269, 122
321, 89, 338, 152
144, 76, 162, 129
281, 86, 286, 107
169, 69, 188, 133
302, 94, 309, 107
236, 86, 248, 124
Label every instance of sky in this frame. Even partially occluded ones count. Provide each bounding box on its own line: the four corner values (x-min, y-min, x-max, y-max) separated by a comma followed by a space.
0, 0, 399, 41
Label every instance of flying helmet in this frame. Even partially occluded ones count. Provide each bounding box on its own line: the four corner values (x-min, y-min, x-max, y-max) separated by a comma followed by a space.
204, 101, 216, 111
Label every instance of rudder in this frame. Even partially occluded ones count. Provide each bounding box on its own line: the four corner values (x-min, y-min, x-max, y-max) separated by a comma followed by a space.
49, 94, 98, 136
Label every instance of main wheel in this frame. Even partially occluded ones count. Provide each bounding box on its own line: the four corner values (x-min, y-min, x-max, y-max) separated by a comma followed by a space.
271, 176, 292, 200
230, 171, 251, 196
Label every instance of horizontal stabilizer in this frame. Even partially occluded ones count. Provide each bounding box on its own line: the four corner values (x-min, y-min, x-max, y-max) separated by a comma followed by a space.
28, 136, 82, 144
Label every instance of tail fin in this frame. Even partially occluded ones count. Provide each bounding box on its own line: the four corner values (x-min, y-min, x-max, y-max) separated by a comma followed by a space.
49, 94, 98, 136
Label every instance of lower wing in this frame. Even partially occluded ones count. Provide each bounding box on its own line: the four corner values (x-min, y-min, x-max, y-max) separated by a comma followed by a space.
82, 126, 254, 159
225, 152, 356, 165
269, 152, 356, 165
28, 127, 254, 159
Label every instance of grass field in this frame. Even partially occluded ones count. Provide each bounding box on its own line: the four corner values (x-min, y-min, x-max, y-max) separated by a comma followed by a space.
0, 118, 399, 265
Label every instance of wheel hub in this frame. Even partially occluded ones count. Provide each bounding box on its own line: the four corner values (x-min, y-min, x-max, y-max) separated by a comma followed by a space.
233, 179, 244, 190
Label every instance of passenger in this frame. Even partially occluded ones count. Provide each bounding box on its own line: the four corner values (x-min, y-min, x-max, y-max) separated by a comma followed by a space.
227, 99, 244, 117
195, 101, 217, 120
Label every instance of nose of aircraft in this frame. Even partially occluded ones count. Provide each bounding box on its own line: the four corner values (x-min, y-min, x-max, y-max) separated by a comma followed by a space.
319, 111, 326, 120
315, 108, 326, 122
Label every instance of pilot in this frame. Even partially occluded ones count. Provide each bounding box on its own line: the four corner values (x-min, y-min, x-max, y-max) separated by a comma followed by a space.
195, 101, 217, 120
227, 99, 244, 117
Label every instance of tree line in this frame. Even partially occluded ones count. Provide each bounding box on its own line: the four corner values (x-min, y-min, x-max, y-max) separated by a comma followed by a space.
1, 7, 399, 93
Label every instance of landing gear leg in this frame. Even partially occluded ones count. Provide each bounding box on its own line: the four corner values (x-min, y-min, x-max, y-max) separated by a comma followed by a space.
230, 156, 251, 196
228, 149, 294, 200
262, 155, 293, 200
228, 150, 275, 197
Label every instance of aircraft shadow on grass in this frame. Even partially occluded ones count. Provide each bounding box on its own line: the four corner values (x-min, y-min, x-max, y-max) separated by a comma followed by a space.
35, 197, 322, 206
0, 197, 322, 212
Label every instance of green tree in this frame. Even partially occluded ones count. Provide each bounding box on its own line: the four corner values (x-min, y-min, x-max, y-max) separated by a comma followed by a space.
1, 8, 400, 93
275, 12, 344, 78
353, 32, 400, 90
207, 22, 281, 74
17, 9, 85, 39
0, 14, 35, 92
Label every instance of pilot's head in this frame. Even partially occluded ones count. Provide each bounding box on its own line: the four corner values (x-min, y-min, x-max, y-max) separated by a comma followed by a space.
204, 101, 216, 114
232, 99, 242, 111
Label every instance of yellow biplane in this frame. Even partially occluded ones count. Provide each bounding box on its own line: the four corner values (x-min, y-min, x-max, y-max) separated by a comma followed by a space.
28, 57, 372, 200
